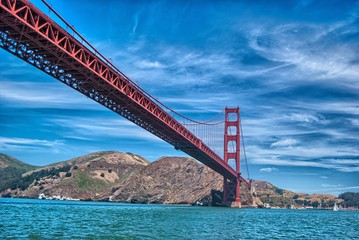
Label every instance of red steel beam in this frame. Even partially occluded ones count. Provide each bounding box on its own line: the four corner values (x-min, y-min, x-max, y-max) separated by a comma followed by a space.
0, 0, 238, 179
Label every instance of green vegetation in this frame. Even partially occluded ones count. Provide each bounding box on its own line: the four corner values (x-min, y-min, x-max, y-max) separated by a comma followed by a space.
0, 153, 37, 171
0, 167, 26, 191
0, 165, 71, 192
312, 201, 319, 208
275, 188, 284, 195
259, 196, 292, 208
339, 192, 359, 207
0, 154, 38, 192
79, 151, 115, 162
68, 171, 109, 193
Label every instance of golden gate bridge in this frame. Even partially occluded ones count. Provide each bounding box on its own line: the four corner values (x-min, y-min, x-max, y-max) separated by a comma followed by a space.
0, 0, 250, 207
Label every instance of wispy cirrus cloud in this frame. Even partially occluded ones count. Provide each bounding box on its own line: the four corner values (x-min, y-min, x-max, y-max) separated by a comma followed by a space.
251, 155, 359, 173
270, 138, 298, 148
322, 184, 343, 188
0, 81, 100, 110
259, 167, 278, 173
0, 137, 65, 153
284, 113, 329, 124
305, 185, 359, 195
50, 116, 163, 142
246, 21, 359, 85
136, 60, 165, 69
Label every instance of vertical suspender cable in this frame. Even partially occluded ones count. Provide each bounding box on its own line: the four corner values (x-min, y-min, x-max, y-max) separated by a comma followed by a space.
240, 117, 250, 180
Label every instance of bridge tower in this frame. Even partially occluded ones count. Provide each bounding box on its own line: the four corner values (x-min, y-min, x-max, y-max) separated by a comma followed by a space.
223, 107, 241, 207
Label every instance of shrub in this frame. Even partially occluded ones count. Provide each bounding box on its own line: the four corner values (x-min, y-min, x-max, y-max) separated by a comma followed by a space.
312, 201, 319, 208
108, 169, 112, 173
339, 192, 359, 208
100, 173, 105, 177
0, 165, 72, 192
275, 188, 284, 195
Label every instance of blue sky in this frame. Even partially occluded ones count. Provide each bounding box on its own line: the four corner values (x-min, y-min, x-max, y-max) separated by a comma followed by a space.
0, 0, 358, 196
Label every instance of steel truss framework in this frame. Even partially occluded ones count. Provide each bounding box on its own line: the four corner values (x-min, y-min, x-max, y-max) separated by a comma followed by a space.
0, 0, 248, 204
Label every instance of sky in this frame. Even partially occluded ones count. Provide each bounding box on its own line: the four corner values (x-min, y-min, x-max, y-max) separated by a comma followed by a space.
0, 0, 358, 196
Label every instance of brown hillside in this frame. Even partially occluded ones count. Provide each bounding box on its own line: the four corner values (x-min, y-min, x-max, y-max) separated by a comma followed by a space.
4, 151, 148, 199
106, 156, 223, 204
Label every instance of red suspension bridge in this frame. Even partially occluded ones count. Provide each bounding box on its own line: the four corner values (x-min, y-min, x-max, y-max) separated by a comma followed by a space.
0, 0, 250, 207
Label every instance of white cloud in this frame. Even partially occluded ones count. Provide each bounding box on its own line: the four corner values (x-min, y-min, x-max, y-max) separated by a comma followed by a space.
50, 117, 163, 142
244, 131, 359, 165
0, 137, 63, 147
270, 138, 297, 148
0, 137, 65, 153
246, 22, 359, 90
136, 60, 165, 69
293, 102, 359, 116
315, 185, 359, 191
118, 44, 289, 89
321, 184, 343, 188
351, 119, 359, 127
132, 12, 140, 34
285, 113, 329, 124
0, 81, 100, 109
259, 167, 278, 172
336, 167, 359, 173
253, 157, 328, 168
251, 156, 359, 173
326, 159, 359, 165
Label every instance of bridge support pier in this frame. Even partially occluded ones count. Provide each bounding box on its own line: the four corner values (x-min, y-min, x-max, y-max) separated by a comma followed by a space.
223, 177, 241, 207
223, 107, 241, 208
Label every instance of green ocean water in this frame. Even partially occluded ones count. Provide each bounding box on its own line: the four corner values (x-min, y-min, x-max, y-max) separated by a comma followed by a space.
0, 198, 358, 239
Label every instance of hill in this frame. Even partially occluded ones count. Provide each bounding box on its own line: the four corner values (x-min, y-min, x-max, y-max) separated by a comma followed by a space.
0, 153, 37, 193
1, 152, 354, 208
1, 151, 148, 200
252, 180, 344, 208
100, 156, 224, 205
0, 153, 36, 170
0, 152, 252, 205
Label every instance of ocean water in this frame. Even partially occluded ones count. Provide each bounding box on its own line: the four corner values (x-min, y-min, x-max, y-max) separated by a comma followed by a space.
0, 198, 358, 239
